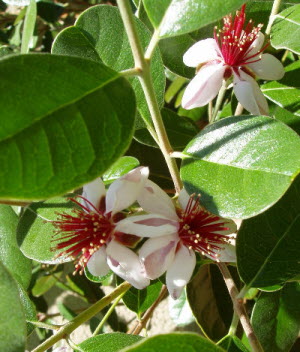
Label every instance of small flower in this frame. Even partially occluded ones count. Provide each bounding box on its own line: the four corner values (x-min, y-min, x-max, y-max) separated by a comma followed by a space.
52, 167, 150, 289
182, 5, 285, 115
116, 181, 236, 299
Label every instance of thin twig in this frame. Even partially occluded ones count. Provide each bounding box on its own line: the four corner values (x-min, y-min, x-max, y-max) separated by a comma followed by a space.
265, 0, 282, 35
234, 102, 244, 116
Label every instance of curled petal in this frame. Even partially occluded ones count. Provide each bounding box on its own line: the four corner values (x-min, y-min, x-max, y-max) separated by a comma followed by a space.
82, 178, 106, 210
245, 32, 265, 58
233, 70, 269, 115
218, 243, 237, 262
247, 53, 285, 81
105, 167, 149, 214
139, 235, 178, 279
137, 179, 178, 221
166, 245, 196, 300
106, 240, 150, 289
87, 246, 110, 277
116, 214, 178, 238
182, 63, 225, 110
183, 38, 221, 67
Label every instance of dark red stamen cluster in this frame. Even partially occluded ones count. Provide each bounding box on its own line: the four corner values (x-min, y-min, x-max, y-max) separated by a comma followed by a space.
52, 196, 115, 274
214, 4, 266, 69
178, 195, 232, 260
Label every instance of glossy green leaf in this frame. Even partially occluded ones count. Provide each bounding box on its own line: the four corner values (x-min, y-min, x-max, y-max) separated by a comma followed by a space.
218, 336, 249, 352
0, 261, 26, 352
273, 106, 300, 135
262, 61, 300, 117
52, 5, 165, 124
0, 54, 136, 201
181, 115, 300, 218
77, 333, 142, 352
251, 283, 300, 352
122, 280, 162, 316
135, 108, 198, 149
169, 289, 195, 326
32, 272, 62, 297
102, 156, 139, 185
237, 175, 300, 288
17, 196, 76, 263
0, 205, 31, 289
21, 0, 36, 54
271, 4, 300, 54
121, 333, 226, 352
187, 265, 234, 341
142, 0, 247, 38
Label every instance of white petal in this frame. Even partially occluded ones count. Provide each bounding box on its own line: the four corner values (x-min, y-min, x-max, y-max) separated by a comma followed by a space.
182, 63, 226, 110
105, 167, 149, 214
178, 188, 190, 210
87, 247, 110, 277
139, 235, 178, 279
233, 70, 269, 115
245, 32, 265, 58
247, 53, 285, 81
106, 240, 150, 289
116, 214, 179, 238
166, 245, 196, 300
82, 178, 106, 210
137, 179, 178, 221
183, 38, 221, 67
206, 234, 236, 262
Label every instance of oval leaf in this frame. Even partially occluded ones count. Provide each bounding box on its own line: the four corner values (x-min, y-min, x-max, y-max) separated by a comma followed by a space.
0, 205, 31, 289
102, 156, 139, 185
0, 54, 136, 200
181, 116, 300, 218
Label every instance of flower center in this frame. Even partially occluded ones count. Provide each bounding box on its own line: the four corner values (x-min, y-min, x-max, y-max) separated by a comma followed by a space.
214, 5, 265, 68
177, 195, 231, 261
52, 196, 116, 273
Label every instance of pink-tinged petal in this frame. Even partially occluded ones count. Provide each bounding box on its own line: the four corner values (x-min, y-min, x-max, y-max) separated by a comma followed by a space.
115, 214, 179, 238
106, 240, 150, 289
86, 246, 110, 277
166, 245, 196, 300
105, 167, 149, 214
139, 235, 178, 279
183, 38, 221, 67
247, 53, 285, 81
82, 178, 106, 210
182, 63, 226, 110
233, 70, 269, 115
245, 32, 265, 58
137, 179, 178, 221
178, 188, 190, 210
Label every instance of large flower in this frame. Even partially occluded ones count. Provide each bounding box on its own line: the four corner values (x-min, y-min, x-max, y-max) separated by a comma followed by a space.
117, 181, 236, 299
52, 167, 150, 289
181, 5, 284, 115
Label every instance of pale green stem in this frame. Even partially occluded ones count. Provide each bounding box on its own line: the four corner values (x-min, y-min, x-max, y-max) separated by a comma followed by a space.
28, 321, 61, 331
144, 30, 160, 61
92, 291, 126, 336
120, 67, 142, 77
32, 281, 131, 352
21, 0, 36, 54
211, 80, 227, 123
265, 0, 283, 36
234, 102, 244, 116
217, 263, 264, 352
228, 312, 239, 336
116, 0, 182, 194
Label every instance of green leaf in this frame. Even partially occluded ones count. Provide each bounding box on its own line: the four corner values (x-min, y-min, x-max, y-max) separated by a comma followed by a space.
0, 205, 31, 289
18, 284, 37, 335
122, 280, 162, 315
32, 272, 62, 297
21, 0, 36, 54
84, 265, 113, 283
135, 108, 198, 149
0, 54, 136, 201
17, 196, 76, 263
37, 0, 64, 23
273, 106, 300, 135
262, 61, 300, 117
251, 283, 300, 352
52, 5, 165, 124
102, 156, 140, 185
218, 336, 249, 352
77, 333, 142, 352
169, 289, 195, 326
121, 332, 226, 352
271, 4, 300, 54
237, 174, 300, 288
0, 261, 26, 352
181, 115, 300, 218
186, 265, 234, 341
142, 0, 247, 38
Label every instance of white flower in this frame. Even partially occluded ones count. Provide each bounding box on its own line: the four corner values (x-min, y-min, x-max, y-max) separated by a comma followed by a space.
116, 181, 236, 299
52, 167, 150, 290
182, 5, 285, 116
